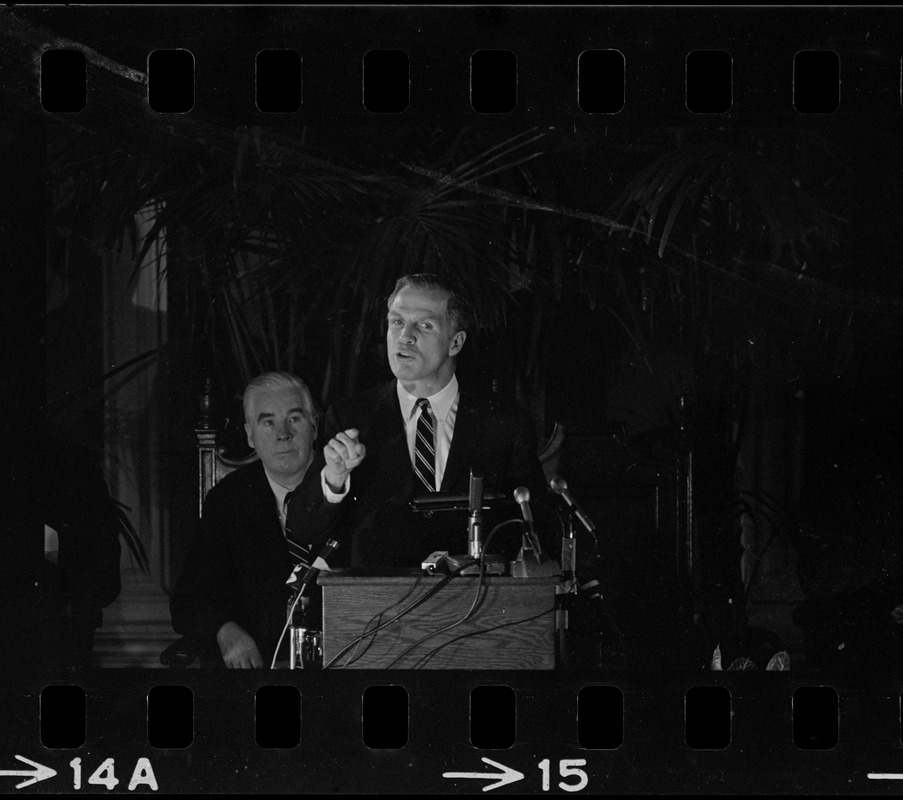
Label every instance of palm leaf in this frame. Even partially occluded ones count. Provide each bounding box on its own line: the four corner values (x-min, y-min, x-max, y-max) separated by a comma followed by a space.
113, 499, 149, 574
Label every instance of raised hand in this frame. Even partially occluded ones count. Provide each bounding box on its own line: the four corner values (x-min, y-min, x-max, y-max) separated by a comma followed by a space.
323, 428, 366, 491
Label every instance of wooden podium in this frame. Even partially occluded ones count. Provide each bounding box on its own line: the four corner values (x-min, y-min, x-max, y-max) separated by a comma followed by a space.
318, 572, 558, 669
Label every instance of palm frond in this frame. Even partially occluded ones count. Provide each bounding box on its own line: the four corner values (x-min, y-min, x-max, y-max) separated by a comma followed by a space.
112, 499, 149, 573
608, 135, 840, 267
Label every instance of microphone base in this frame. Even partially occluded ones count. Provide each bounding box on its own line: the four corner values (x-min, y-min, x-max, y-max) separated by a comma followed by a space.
447, 553, 506, 575
510, 555, 562, 579
288, 625, 323, 670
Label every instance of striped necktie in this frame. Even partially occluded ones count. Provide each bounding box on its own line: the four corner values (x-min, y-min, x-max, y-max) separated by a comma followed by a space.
283, 490, 311, 568
413, 398, 437, 491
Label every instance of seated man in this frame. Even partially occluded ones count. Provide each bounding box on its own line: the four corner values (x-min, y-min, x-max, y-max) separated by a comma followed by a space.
312, 273, 549, 570
170, 372, 364, 668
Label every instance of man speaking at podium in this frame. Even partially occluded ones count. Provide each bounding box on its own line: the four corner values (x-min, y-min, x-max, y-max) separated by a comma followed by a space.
306, 273, 547, 570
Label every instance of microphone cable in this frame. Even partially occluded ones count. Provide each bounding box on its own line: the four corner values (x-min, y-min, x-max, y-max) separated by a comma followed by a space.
548, 500, 624, 665
330, 574, 428, 668
271, 575, 323, 670
381, 518, 523, 669
411, 602, 557, 670
551, 501, 599, 570
270, 578, 311, 670
323, 560, 475, 669
270, 538, 339, 670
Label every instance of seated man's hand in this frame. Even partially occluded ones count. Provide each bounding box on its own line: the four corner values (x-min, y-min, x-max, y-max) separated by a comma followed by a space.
323, 428, 366, 492
216, 621, 264, 669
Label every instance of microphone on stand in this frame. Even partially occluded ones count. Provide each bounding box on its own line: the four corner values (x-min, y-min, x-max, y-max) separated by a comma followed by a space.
510, 486, 560, 579
513, 486, 543, 561
548, 475, 593, 666
446, 471, 505, 575
284, 539, 339, 670
287, 538, 340, 596
549, 476, 597, 534
467, 472, 484, 560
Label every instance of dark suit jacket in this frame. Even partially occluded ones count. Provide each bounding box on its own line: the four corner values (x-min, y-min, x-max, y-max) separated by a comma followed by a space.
170, 457, 341, 664
324, 379, 548, 569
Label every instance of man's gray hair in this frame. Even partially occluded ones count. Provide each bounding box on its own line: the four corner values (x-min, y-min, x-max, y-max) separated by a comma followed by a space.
243, 372, 317, 424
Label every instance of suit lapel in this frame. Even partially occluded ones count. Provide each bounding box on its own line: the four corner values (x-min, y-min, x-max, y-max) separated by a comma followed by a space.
373, 381, 413, 484
441, 389, 483, 490
246, 462, 293, 566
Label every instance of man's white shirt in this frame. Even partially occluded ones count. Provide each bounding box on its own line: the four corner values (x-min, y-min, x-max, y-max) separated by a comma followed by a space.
264, 471, 294, 533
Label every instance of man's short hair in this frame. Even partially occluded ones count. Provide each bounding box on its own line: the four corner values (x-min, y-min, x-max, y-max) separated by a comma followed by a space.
243, 372, 317, 425
387, 273, 474, 335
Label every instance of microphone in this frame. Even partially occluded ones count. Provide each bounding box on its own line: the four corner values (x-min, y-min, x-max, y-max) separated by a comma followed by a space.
510, 486, 560, 579
513, 486, 543, 559
467, 472, 484, 559
579, 576, 604, 603
287, 538, 339, 596
549, 476, 596, 534
469, 473, 484, 513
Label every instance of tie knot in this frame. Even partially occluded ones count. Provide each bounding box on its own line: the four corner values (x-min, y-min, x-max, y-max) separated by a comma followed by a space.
416, 398, 431, 415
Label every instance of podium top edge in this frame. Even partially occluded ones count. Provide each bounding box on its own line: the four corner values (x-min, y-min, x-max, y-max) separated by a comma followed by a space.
317, 570, 558, 585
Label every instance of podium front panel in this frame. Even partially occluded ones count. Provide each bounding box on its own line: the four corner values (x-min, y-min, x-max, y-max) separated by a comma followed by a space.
318, 573, 557, 669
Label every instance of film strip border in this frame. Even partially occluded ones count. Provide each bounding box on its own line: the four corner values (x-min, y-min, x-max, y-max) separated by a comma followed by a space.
6, 6, 903, 793
39, 48, 846, 117
5, 672, 903, 793
6, 6, 903, 124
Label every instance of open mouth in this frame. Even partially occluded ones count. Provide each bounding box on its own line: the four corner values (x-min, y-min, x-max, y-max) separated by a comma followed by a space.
395, 350, 417, 360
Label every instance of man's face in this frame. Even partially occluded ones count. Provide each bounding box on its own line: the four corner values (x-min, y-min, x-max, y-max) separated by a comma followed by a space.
386, 285, 466, 394
244, 384, 316, 485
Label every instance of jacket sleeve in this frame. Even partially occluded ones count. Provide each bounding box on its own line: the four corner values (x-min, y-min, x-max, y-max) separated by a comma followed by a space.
289, 419, 356, 564
292, 454, 352, 551
169, 484, 239, 648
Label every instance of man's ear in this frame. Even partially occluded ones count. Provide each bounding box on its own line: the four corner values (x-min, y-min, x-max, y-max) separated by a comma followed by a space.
449, 330, 466, 356
244, 422, 254, 450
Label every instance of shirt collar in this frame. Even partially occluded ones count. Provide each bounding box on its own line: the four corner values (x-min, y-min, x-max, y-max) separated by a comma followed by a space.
264, 469, 292, 507
397, 373, 459, 421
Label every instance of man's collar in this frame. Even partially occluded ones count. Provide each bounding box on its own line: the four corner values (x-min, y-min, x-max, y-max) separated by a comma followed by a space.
397, 373, 459, 420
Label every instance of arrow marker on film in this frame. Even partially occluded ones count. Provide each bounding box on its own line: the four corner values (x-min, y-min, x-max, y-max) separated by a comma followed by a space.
0, 755, 57, 789
443, 757, 524, 791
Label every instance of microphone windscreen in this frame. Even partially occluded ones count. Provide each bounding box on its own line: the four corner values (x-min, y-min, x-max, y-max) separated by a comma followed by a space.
468, 474, 483, 511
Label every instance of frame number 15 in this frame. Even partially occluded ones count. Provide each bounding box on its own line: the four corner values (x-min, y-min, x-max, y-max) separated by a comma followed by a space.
538, 759, 589, 792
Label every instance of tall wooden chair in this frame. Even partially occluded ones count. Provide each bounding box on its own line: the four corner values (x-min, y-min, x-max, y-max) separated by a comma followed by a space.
195, 379, 258, 513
